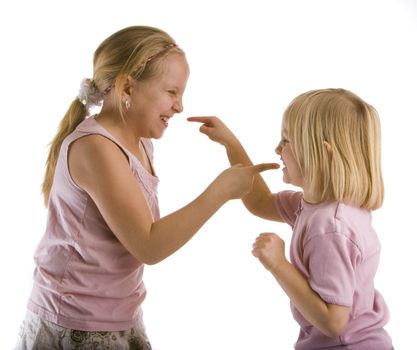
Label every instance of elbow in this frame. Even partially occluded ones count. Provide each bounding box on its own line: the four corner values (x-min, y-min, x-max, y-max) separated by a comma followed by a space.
133, 236, 165, 265
318, 304, 350, 339
132, 248, 162, 265
322, 328, 343, 339
245, 204, 261, 217
138, 252, 164, 266
244, 201, 269, 220
141, 257, 159, 266
137, 246, 169, 265
321, 320, 348, 339
142, 253, 170, 265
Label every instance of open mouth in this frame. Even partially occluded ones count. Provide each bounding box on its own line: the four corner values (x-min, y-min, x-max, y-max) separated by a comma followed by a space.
160, 116, 170, 126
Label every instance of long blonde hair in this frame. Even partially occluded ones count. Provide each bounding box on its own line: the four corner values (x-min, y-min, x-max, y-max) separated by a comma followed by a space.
42, 26, 184, 206
284, 88, 384, 210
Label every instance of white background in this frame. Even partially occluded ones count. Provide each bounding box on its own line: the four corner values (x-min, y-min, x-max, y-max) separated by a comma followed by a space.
1, 0, 416, 349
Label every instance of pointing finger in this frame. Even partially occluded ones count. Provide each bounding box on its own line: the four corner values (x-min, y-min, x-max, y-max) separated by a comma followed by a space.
250, 163, 280, 173
187, 116, 216, 125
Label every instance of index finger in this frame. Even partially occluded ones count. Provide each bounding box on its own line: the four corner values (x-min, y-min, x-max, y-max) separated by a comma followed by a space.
187, 116, 215, 125
250, 163, 280, 173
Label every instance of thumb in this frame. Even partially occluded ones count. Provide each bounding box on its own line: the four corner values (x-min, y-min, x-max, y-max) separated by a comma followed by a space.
250, 163, 280, 174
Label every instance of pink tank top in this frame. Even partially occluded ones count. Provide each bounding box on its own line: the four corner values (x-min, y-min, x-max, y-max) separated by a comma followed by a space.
27, 116, 160, 331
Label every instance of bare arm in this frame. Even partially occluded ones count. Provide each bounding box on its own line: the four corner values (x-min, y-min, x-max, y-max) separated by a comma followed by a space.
188, 116, 283, 222
69, 135, 278, 264
252, 233, 350, 338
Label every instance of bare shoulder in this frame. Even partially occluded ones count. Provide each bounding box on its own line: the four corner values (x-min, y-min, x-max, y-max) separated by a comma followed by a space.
68, 134, 129, 189
69, 134, 125, 161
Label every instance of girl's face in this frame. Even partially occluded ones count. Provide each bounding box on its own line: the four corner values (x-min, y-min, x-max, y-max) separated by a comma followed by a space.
275, 120, 303, 188
128, 53, 190, 139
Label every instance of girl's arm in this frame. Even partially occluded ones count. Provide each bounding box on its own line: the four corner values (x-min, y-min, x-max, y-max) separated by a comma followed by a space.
69, 134, 278, 264
188, 116, 283, 222
252, 233, 350, 338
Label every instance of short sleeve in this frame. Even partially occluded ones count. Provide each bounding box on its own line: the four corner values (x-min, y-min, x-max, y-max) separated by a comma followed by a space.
275, 191, 303, 227
303, 233, 361, 307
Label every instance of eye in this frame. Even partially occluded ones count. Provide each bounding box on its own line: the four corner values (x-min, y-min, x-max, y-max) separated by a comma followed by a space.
168, 90, 177, 95
276, 138, 289, 152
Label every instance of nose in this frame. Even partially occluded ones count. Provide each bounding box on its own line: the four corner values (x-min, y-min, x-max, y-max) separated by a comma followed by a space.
275, 141, 283, 155
173, 97, 183, 113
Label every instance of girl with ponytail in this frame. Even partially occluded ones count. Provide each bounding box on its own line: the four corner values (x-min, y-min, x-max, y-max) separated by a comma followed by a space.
15, 26, 278, 349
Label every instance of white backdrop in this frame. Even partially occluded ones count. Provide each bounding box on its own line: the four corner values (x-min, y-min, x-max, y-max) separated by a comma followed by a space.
1, 0, 416, 349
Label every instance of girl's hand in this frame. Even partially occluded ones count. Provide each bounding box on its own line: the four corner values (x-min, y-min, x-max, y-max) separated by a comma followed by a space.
187, 116, 239, 147
213, 163, 279, 201
252, 232, 287, 272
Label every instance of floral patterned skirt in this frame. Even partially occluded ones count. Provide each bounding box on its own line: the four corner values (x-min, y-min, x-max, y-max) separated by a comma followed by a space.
14, 310, 152, 350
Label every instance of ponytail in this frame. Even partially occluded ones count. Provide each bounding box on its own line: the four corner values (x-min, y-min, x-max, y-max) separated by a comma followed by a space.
41, 99, 86, 206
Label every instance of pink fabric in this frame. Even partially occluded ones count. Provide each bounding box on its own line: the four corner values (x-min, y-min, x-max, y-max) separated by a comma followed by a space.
275, 191, 392, 349
27, 116, 160, 331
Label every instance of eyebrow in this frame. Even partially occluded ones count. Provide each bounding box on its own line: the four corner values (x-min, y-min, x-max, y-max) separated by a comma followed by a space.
164, 84, 182, 91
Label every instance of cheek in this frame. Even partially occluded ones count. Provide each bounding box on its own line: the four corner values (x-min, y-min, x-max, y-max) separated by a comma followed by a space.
283, 150, 302, 177
282, 147, 293, 161
154, 95, 172, 111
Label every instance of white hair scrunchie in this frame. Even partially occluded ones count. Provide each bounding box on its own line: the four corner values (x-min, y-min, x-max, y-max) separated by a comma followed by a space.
77, 78, 104, 110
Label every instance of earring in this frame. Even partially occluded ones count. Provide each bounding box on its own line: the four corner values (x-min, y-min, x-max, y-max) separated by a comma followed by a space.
125, 99, 131, 111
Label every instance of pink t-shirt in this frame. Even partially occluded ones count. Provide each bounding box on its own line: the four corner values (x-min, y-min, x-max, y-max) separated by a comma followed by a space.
275, 191, 393, 350
27, 116, 160, 331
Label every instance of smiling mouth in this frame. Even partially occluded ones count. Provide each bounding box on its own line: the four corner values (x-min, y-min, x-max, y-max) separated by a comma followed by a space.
160, 116, 170, 125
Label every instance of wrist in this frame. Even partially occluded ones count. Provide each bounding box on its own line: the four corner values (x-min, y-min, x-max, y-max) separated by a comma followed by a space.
206, 178, 230, 205
269, 258, 291, 276
225, 140, 251, 166
223, 136, 242, 151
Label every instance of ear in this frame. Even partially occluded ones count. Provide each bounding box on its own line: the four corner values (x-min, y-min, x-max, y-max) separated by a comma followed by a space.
121, 75, 136, 99
323, 141, 333, 159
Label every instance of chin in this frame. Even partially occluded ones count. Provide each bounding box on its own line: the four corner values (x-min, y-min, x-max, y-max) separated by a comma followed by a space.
154, 131, 165, 139
283, 177, 300, 188
149, 129, 166, 140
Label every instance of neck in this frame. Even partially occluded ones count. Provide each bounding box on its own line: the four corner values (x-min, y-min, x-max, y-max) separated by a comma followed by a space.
301, 186, 316, 204
95, 110, 142, 149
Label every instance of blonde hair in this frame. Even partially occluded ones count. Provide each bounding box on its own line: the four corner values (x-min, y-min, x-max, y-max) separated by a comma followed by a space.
42, 26, 184, 206
284, 88, 384, 210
